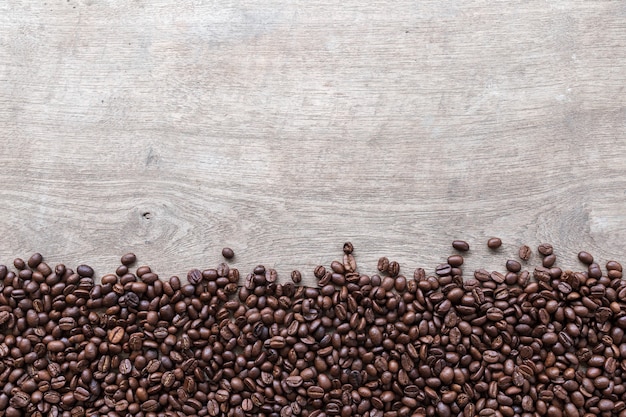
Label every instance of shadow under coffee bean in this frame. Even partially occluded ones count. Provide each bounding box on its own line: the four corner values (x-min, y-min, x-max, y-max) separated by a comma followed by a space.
0, 242, 625, 417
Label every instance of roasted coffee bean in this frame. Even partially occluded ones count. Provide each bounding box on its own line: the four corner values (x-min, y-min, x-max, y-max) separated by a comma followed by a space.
518, 245, 531, 261
542, 253, 556, 267
76, 264, 94, 277
120, 253, 137, 266
222, 247, 235, 259
377, 257, 389, 273
487, 237, 502, 249
538, 243, 553, 256
291, 270, 302, 283
108, 326, 125, 344
578, 251, 593, 265
452, 240, 470, 252
436, 264, 452, 276
448, 255, 464, 267
505, 260, 521, 273
342, 242, 354, 254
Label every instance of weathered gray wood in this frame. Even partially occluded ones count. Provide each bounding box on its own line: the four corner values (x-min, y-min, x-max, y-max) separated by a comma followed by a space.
1, 1, 625, 284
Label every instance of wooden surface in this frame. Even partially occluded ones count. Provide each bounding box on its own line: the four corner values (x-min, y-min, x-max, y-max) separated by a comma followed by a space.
1, 1, 625, 284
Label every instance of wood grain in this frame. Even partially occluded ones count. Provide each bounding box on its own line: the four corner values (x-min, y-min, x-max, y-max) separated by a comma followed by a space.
1, 1, 625, 284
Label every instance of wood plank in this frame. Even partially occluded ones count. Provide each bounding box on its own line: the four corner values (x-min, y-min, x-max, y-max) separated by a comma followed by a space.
1, 1, 625, 284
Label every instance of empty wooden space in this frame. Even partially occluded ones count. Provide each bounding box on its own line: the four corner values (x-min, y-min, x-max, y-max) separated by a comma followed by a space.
1, 1, 625, 284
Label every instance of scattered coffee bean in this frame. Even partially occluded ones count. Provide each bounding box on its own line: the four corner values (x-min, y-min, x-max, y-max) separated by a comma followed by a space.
222, 247, 235, 259
518, 244, 531, 260
291, 269, 302, 283
377, 256, 389, 273
120, 252, 137, 266
538, 243, 553, 256
452, 240, 470, 251
342, 241, 354, 254
487, 237, 502, 249
578, 250, 594, 265
505, 259, 521, 273
543, 253, 556, 268
448, 254, 464, 267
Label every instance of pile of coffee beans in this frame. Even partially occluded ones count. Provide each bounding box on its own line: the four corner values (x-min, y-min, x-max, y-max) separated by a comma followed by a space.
0, 241, 625, 417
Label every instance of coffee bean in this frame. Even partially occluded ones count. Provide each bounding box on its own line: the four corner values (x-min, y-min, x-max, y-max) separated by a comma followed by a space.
291, 270, 302, 283
74, 387, 90, 402
487, 237, 502, 249
452, 240, 470, 251
505, 260, 521, 273
120, 252, 137, 266
577, 251, 593, 265
108, 326, 125, 344
27, 252, 43, 269
542, 253, 556, 267
187, 268, 202, 285
342, 242, 354, 255
377, 257, 389, 273
0, 311, 10, 326
387, 261, 400, 277
76, 264, 94, 277
314, 265, 326, 279
606, 260, 622, 271
307, 386, 325, 399
448, 255, 464, 267
222, 247, 235, 259
518, 245, 531, 261
436, 263, 452, 276
141, 399, 159, 412
537, 243, 553, 256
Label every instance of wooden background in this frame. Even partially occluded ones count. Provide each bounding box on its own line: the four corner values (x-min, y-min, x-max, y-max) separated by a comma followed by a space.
1, 1, 625, 284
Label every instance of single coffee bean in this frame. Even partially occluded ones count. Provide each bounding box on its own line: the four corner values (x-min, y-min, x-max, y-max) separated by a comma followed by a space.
448, 255, 464, 267
505, 260, 521, 273
108, 326, 125, 344
542, 254, 556, 268
187, 268, 203, 285
377, 257, 390, 273
436, 264, 452, 276
452, 240, 470, 252
141, 399, 159, 412
27, 253, 43, 269
387, 261, 400, 277
518, 245, 531, 261
606, 260, 622, 271
578, 251, 594, 265
76, 264, 94, 277
537, 243, 553, 256
307, 386, 325, 399
314, 265, 326, 279
342, 242, 354, 254
120, 253, 137, 266
222, 247, 235, 259
487, 237, 502, 249
291, 270, 302, 283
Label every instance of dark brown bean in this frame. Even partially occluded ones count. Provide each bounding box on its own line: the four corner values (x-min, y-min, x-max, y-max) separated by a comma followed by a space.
487, 237, 502, 249
342, 242, 354, 254
448, 255, 464, 267
518, 245, 531, 261
452, 240, 470, 251
222, 247, 235, 259
578, 251, 594, 265
120, 252, 137, 266
538, 243, 553, 256
505, 259, 521, 273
